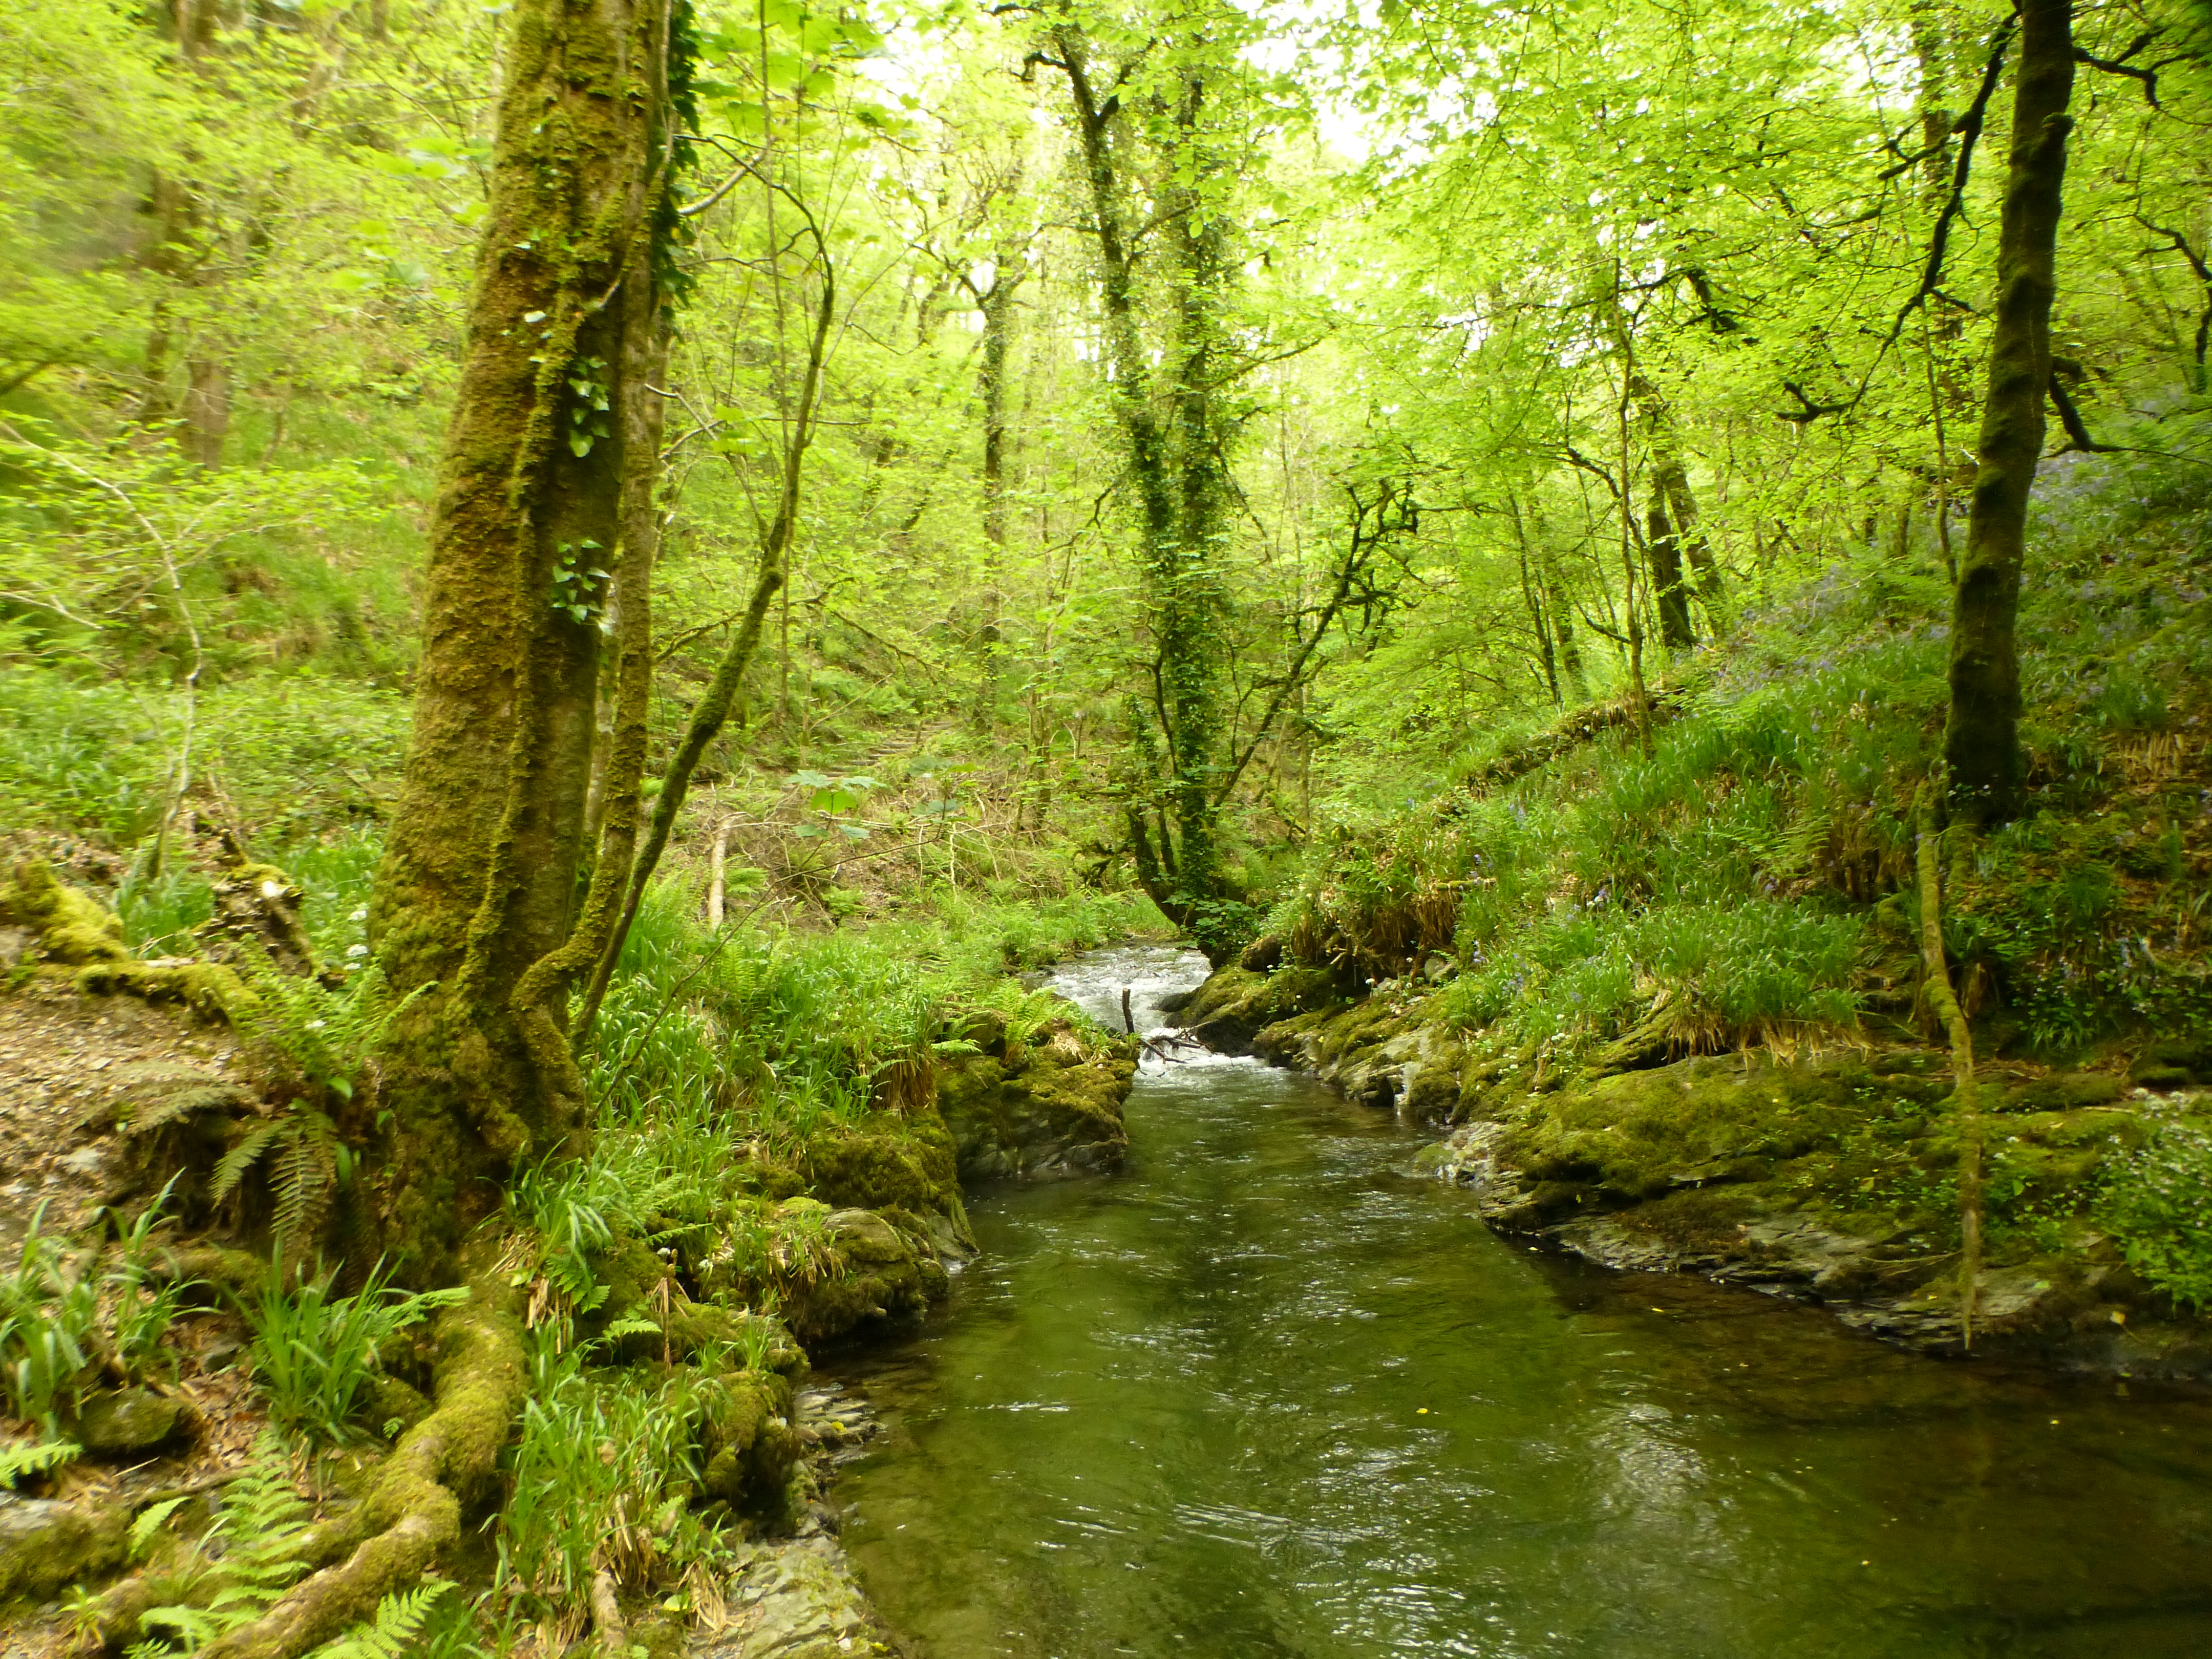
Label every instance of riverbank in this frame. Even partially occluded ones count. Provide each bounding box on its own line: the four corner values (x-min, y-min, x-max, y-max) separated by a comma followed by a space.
0, 862, 1152, 1651
1173, 959, 2212, 1379
825, 942, 2212, 1659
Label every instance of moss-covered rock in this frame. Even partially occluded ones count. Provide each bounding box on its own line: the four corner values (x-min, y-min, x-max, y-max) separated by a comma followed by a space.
799, 1118, 964, 1217
0, 858, 126, 966
0, 1492, 128, 1605
71, 1387, 190, 1457
1509, 1054, 1868, 1204
1177, 965, 1344, 1056
935, 1018, 1135, 1181
776, 1207, 949, 1347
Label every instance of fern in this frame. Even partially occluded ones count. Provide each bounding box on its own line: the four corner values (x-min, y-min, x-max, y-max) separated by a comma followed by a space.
207, 943, 419, 1254
228, 940, 426, 1108
307, 1580, 459, 1658
0, 1437, 79, 1489
130, 1494, 190, 1558
110, 1062, 251, 1136
130, 1434, 313, 1655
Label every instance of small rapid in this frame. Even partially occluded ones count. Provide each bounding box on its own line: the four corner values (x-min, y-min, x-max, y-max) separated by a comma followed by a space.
828, 946, 2212, 1658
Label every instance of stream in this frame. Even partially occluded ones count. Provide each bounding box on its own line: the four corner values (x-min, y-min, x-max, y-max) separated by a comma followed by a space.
827, 945, 2212, 1658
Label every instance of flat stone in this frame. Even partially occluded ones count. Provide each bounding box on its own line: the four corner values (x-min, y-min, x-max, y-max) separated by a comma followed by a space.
692, 1537, 886, 1657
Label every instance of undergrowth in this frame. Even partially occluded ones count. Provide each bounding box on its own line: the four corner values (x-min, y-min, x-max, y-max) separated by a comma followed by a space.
1266, 449, 2212, 1070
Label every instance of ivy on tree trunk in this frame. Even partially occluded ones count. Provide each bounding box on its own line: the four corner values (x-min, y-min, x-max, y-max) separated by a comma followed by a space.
368, 0, 680, 1270
1945, 0, 2075, 825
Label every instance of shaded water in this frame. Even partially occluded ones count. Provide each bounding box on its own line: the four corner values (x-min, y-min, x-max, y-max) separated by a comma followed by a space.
831, 946, 2212, 1658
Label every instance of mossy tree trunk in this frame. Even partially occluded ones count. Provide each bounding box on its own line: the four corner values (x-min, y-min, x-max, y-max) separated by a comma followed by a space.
368, 0, 679, 1270
1044, 22, 1246, 965
1944, 0, 2074, 825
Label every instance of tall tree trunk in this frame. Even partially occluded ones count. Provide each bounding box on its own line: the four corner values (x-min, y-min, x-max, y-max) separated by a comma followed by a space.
183, 356, 229, 469
1944, 0, 2074, 824
1644, 494, 1696, 651
1045, 24, 1243, 964
1652, 452, 1723, 630
369, 0, 674, 1268
973, 252, 1022, 728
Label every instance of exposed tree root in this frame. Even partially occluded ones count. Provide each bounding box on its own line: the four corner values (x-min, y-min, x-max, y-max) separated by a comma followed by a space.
199, 1281, 526, 1659
90, 1273, 526, 1657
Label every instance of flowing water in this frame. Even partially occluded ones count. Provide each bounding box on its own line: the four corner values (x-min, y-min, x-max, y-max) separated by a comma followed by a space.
829, 946, 2212, 1659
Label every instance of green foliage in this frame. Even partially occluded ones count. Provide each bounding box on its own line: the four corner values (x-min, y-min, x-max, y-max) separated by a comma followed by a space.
307, 1580, 461, 1659
495, 1334, 734, 1625
0, 1193, 188, 1431
127, 1435, 314, 1657
2101, 1121, 2212, 1311
0, 1207, 100, 1428
0, 1437, 79, 1488
217, 942, 429, 1248
1442, 899, 1865, 1063
0, 670, 166, 842
117, 867, 216, 958
244, 1258, 467, 1444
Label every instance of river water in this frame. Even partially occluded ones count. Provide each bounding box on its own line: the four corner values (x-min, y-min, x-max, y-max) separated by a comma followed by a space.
828, 946, 2212, 1658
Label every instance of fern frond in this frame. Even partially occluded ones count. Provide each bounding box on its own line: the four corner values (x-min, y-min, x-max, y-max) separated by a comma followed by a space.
115, 1060, 220, 1085
269, 1123, 336, 1253
0, 1438, 79, 1490
212, 1121, 283, 1206
307, 1579, 458, 1659
117, 1084, 248, 1135
129, 1494, 189, 1558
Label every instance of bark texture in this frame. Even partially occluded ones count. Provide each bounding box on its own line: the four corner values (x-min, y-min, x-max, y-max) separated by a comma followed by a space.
369, 0, 675, 1267
1944, 0, 2074, 823
1049, 26, 1244, 964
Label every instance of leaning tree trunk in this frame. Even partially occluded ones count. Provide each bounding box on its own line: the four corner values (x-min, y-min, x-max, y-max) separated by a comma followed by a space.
368, 0, 675, 1270
1944, 0, 2074, 824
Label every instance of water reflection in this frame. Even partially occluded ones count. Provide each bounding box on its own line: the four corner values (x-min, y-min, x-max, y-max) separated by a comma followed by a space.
830, 948, 2212, 1659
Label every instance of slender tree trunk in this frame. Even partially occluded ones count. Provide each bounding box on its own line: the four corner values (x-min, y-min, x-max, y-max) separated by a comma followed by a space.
1046, 25, 1243, 963
1644, 495, 1695, 651
370, 0, 674, 1267
974, 254, 1022, 728
579, 244, 838, 1032
183, 356, 229, 469
1944, 0, 2074, 824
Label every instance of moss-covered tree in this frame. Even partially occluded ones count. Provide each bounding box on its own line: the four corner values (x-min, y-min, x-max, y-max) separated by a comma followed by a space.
1035, 4, 1254, 964
367, 0, 684, 1269
1943, 0, 2075, 823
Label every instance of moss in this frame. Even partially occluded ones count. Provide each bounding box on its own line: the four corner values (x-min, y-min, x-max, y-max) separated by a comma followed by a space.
0, 858, 126, 965
0, 1493, 129, 1605
776, 1208, 947, 1347
698, 1368, 797, 1514
799, 1122, 962, 1216
2001, 1072, 2126, 1112
936, 1020, 1134, 1180
76, 958, 245, 1017
1181, 964, 1344, 1055
1508, 1054, 1865, 1202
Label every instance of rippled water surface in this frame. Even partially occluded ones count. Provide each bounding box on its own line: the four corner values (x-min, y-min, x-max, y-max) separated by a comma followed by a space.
830, 945, 2212, 1658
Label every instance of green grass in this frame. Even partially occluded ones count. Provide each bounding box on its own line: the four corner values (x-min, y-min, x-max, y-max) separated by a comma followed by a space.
245, 1259, 467, 1443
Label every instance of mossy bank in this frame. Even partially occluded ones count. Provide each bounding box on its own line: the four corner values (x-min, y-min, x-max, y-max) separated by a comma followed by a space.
1178, 959, 2212, 1378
